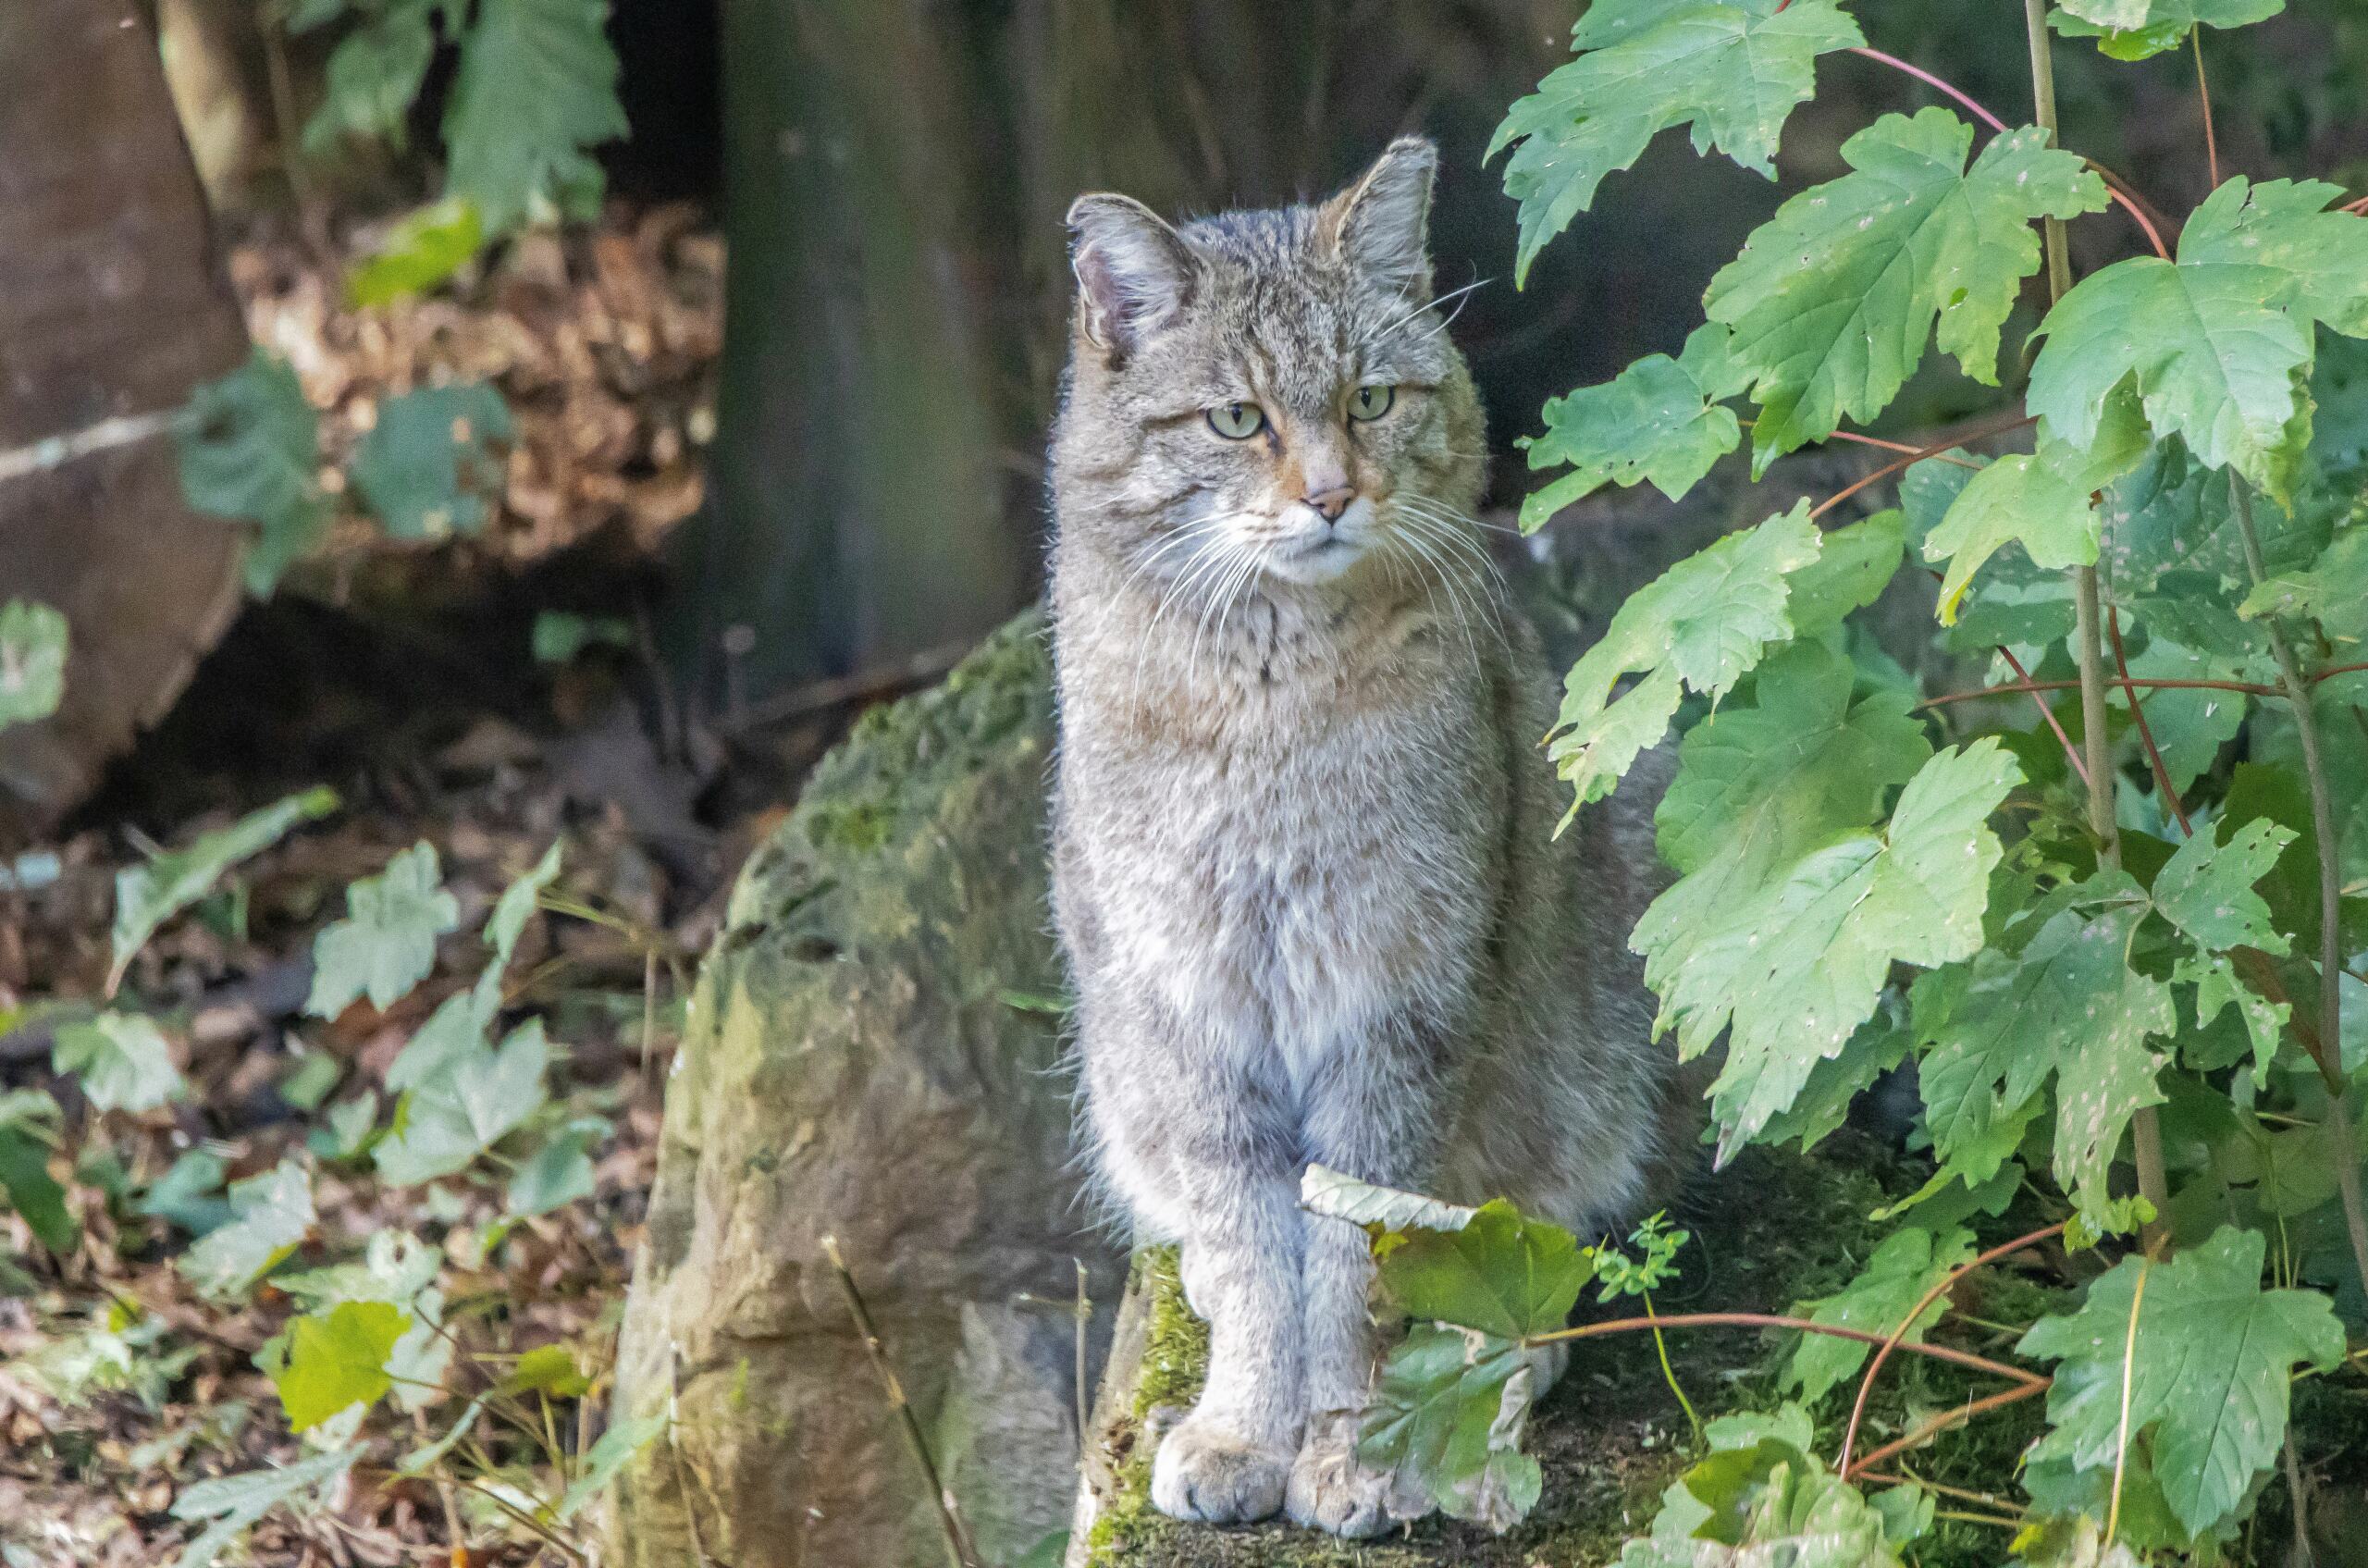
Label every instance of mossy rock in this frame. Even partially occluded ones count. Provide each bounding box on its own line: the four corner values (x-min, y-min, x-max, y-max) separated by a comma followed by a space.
604, 613, 1123, 1568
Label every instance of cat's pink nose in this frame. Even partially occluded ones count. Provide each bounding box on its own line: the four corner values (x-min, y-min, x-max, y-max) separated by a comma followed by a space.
1304, 487, 1355, 523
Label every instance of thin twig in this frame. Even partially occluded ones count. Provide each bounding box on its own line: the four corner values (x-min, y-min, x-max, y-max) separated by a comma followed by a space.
2194, 30, 2221, 189
1523, 1311, 2041, 1388
2284, 1427, 2316, 1565
1852, 44, 2010, 134
1995, 646, 2092, 793
1846, 1381, 2052, 1479
821, 1235, 982, 1568
1837, 1221, 2065, 1475
2105, 604, 2194, 835
2106, 1244, 2162, 1545
1810, 415, 2038, 520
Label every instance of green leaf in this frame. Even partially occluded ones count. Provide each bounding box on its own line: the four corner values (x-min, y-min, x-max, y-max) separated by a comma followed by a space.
1640, 741, 2016, 1158
274, 1230, 451, 1413
1922, 453, 2100, 624
1708, 109, 2107, 465
2019, 1225, 2344, 1538
1782, 1226, 1977, 1405
302, 0, 438, 154
350, 383, 512, 539
347, 198, 486, 306
1360, 1322, 1543, 1531
1550, 501, 1822, 809
181, 1159, 314, 1299
486, 839, 563, 967
1653, 639, 1930, 879
2179, 178, 2368, 338
385, 969, 501, 1091
398, 1396, 487, 1476
1372, 1198, 1596, 1340
2054, 0, 2286, 60
169, 1446, 363, 1568
531, 610, 634, 662
1753, 1009, 1913, 1154
373, 1019, 551, 1185
270, 1301, 408, 1430
0, 1105, 75, 1255
306, 842, 462, 1018
1782, 510, 1906, 636
556, 1412, 666, 1522
500, 1342, 591, 1397
1919, 883, 2173, 1231
442, 0, 629, 233
1519, 325, 1745, 524
112, 789, 338, 991
2152, 817, 2296, 955
176, 350, 327, 597
507, 1117, 603, 1216
53, 1012, 185, 1114
1489, 0, 1861, 284
138, 1146, 231, 1234
1622, 1437, 1906, 1567
2243, 528, 2368, 645
0, 599, 68, 729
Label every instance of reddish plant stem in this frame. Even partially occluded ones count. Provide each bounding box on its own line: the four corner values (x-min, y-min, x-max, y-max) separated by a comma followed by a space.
2105, 603, 2195, 835
2193, 31, 2221, 189
1523, 1311, 2041, 1388
1921, 663, 2368, 710
2346, 194, 2368, 216
1994, 646, 2092, 793
1810, 416, 2037, 520
1846, 1381, 2053, 1480
1836, 1221, 2066, 1477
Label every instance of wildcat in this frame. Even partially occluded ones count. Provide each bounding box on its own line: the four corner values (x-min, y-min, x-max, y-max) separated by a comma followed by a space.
1046, 138, 1699, 1537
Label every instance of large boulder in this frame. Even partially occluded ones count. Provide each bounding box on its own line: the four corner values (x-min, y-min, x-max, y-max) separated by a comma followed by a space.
606, 613, 1124, 1568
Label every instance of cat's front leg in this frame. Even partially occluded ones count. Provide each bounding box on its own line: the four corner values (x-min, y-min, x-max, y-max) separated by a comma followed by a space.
1091, 1006, 1307, 1525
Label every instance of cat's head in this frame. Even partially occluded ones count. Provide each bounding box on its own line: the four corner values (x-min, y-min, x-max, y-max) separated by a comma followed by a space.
1054, 138, 1487, 592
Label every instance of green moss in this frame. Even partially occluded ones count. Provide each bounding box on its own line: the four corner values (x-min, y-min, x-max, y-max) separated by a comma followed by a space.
1133, 1250, 1210, 1421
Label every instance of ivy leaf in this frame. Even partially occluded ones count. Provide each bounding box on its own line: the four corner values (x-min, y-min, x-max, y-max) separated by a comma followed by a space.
2153, 817, 2296, 955
2019, 1225, 2344, 1538
555, 1412, 668, 1523
53, 1013, 185, 1114
270, 1301, 409, 1430
2054, 0, 2287, 61
169, 1446, 363, 1568
1782, 1225, 1977, 1405
112, 789, 339, 992
1782, 510, 1906, 636
177, 351, 327, 597
373, 1019, 551, 1186
276, 1231, 452, 1413
442, 0, 628, 233
351, 383, 512, 539
1372, 1198, 1596, 1340
1639, 741, 2016, 1159
307, 842, 462, 1018
1920, 884, 2174, 1234
0, 599, 68, 729
1550, 502, 1822, 809
1707, 110, 2106, 465
1520, 325, 1745, 525
181, 1159, 314, 1300
347, 198, 486, 307
1922, 454, 2100, 624
1360, 1322, 1542, 1532
1489, 0, 1862, 284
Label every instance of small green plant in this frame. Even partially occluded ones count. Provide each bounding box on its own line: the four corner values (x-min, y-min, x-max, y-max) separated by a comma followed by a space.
1348, 0, 2368, 1557
281, 0, 630, 302
0, 599, 68, 729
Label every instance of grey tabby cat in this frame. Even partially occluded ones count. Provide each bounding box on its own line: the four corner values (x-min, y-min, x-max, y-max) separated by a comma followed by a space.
1047, 138, 1699, 1538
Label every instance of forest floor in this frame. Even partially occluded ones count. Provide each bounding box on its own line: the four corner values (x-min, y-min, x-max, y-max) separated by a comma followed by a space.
0, 200, 854, 1567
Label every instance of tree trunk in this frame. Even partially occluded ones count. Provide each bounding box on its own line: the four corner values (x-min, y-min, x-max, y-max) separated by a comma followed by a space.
0, 0, 250, 845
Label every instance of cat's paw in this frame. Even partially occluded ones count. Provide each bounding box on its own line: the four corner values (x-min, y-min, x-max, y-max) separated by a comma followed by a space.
1284, 1414, 1407, 1538
1149, 1413, 1291, 1525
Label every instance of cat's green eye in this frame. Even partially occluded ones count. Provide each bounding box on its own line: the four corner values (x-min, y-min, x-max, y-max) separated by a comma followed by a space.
1349, 384, 1395, 422
1206, 401, 1264, 440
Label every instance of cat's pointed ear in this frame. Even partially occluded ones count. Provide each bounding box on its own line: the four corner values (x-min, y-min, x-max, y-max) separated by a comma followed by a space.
1326, 136, 1437, 302
1067, 193, 1195, 359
